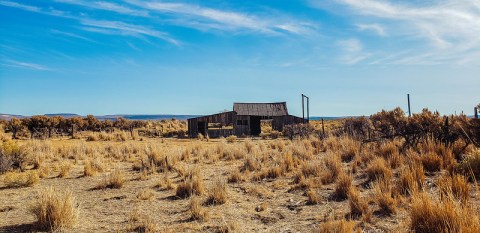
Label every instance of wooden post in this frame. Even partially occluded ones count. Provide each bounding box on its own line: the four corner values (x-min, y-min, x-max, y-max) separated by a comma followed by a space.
444, 116, 449, 146
321, 118, 325, 137
475, 107, 478, 119
407, 94, 411, 117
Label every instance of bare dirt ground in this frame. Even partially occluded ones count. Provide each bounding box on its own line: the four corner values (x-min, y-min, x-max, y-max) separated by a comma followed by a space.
1, 137, 479, 232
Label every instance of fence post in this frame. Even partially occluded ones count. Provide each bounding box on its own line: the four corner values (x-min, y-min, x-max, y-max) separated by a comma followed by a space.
444, 116, 449, 146
475, 107, 478, 119
321, 118, 325, 137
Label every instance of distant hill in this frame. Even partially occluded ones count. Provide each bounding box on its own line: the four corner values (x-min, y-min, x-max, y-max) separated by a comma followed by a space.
0, 114, 201, 121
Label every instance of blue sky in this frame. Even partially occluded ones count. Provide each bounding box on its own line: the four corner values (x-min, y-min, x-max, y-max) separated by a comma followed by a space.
1, 0, 479, 116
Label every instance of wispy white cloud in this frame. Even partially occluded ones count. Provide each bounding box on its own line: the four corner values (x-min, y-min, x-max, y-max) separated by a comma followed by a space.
357, 23, 386, 36
310, 0, 480, 65
0, 0, 68, 17
336, 38, 370, 64
1, 59, 52, 71
80, 19, 180, 45
0, 1, 178, 45
54, 0, 149, 16
50, 29, 97, 43
124, 0, 315, 36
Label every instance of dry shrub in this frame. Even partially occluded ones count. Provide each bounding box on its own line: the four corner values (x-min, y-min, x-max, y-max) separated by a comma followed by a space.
155, 174, 176, 190
137, 188, 154, 200
410, 193, 480, 233
438, 174, 469, 204
38, 164, 50, 178
348, 187, 369, 220
280, 151, 296, 172
227, 169, 243, 183
242, 155, 260, 172
377, 141, 398, 159
373, 178, 397, 215
334, 172, 353, 200
420, 152, 442, 172
306, 189, 321, 205
127, 208, 158, 233
456, 149, 480, 180
176, 174, 204, 198
226, 135, 237, 143
84, 159, 104, 176
321, 154, 342, 184
58, 161, 72, 178
317, 219, 355, 233
3, 170, 39, 188
301, 162, 322, 178
218, 221, 238, 233
97, 169, 125, 189
30, 187, 78, 231
366, 157, 392, 183
190, 196, 209, 221
339, 137, 358, 162
397, 162, 424, 196
86, 133, 98, 141
197, 133, 204, 141
206, 178, 227, 205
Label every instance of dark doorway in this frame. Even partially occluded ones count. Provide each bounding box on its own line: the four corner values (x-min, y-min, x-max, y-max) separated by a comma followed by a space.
250, 116, 261, 135
197, 121, 206, 136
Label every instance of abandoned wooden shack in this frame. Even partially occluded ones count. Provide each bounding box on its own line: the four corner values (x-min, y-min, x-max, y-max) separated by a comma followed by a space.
187, 102, 305, 138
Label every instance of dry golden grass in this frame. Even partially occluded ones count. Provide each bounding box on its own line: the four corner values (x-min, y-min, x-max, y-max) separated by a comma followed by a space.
410, 193, 480, 233
189, 196, 209, 221
3, 170, 39, 188
366, 157, 392, 183
397, 162, 425, 196
29, 187, 78, 231
348, 187, 370, 220
137, 188, 154, 200
306, 189, 321, 205
227, 169, 243, 183
317, 219, 355, 233
58, 161, 72, 178
206, 178, 227, 205
420, 152, 443, 172
84, 158, 104, 176
176, 173, 204, 198
97, 169, 125, 189
438, 174, 470, 204
1, 128, 479, 232
126, 208, 158, 233
373, 178, 397, 215
334, 172, 353, 200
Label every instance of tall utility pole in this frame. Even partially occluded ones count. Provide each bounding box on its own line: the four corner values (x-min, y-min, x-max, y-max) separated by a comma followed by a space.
407, 94, 411, 117
302, 94, 305, 122
301, 94, 310, 123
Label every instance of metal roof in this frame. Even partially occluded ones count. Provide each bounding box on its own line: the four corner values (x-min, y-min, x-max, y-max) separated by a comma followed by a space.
233, 102, 288, 116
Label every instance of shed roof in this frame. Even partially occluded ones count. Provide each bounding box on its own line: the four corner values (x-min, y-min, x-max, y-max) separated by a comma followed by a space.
233, 102, 288, 116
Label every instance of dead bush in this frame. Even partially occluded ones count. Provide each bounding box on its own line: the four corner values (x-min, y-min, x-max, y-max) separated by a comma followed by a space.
3, 170, 39, 188
206, 178, 227, 205
334, 172, 353, 200
30, 187, 78, 231
410, 193, 480, 233
190, 196, 209, 221
366, 157, 392, 183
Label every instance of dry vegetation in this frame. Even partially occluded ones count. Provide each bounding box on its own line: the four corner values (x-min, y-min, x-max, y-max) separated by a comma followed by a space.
1, 111, 480, 232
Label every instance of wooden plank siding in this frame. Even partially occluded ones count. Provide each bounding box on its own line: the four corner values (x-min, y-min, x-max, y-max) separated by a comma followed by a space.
188, 102, 305, 138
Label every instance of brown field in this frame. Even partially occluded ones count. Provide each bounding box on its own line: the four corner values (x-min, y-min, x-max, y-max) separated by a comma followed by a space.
1, 119, 480, 232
